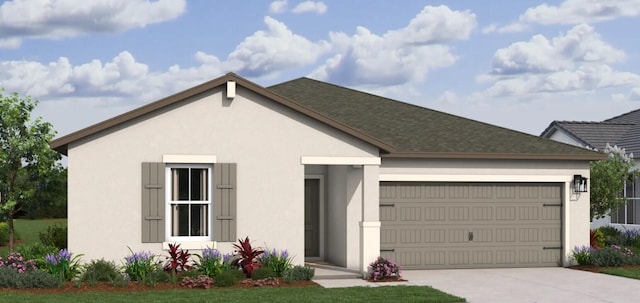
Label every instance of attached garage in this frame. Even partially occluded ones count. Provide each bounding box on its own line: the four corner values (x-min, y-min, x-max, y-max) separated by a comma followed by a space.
380, 182, 563, 269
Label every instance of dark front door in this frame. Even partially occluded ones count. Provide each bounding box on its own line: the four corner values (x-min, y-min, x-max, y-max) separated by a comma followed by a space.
305, 179, 320, 258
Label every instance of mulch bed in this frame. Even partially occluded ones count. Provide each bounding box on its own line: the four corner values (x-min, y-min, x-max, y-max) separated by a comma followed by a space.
0, 278, 319, 294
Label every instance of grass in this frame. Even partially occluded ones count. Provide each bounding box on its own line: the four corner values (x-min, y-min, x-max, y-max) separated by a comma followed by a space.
0, 285, 465, 303
600, 267, 640, 280
0, 218, 67, 257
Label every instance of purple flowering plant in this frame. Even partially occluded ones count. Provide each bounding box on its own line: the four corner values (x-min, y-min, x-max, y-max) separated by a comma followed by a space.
366, 256, 401, 281
571, 245, 593, 265
123, 248, 158, 282
0, 252, 37, 274
44, 249, 83, 281
194, 247, 230, 278
259, 248, 293, 277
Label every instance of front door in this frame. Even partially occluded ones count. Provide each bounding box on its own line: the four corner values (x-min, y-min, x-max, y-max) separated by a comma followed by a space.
305, 179, 320, 258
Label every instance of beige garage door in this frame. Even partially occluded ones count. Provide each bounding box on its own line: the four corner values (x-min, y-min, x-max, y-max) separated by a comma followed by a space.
380, 182, 562, 269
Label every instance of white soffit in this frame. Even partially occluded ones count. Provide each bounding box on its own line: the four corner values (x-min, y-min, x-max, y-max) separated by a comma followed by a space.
301, 156, 381, 165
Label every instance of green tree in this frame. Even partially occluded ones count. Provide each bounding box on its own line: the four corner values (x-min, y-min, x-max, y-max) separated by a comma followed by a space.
0, 89, 60, 252
590, 144, 636, 220
23, 166, 67, 219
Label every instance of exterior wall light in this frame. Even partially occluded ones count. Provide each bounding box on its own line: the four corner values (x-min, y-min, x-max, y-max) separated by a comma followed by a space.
573, 174, 588, 193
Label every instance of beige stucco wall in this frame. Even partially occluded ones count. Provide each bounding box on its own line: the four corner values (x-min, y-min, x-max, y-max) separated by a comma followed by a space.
380, 158, 591, 266
67, 86, 378, 264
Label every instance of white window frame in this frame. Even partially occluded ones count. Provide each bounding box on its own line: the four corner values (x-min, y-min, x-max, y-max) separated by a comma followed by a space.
165, 164, 213, 242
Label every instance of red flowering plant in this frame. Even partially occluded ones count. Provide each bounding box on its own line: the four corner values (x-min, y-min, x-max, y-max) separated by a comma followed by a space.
366, 256, 401, 281
231, 236, 264, 278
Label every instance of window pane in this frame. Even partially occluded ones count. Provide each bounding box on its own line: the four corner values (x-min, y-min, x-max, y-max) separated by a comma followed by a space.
191, 168, 207, 201
171, 204, 190, 236
172, 168, 190, 201
191, 204, 208, 236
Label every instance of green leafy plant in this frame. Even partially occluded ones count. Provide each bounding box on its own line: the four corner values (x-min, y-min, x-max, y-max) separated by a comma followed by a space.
15, 242, 58, 268
213, 267, 244, 287
598, 226, 623, 246
194, 247, 233, 278
163, 243, 192, 275
366, 256, 401, 281
0, 266, 58, 289
38, 224, 67, 250
591, 245, 631, 267
180, 275, 213, 289
43, 249, 83, 282
123, 249, 158, 283
283, 265, 315, 283
571, 246, 593, 265
81, 258, 122, 283
0, 252, 37, 274
590, 144, 637, 220
622, 229, 640, 247
259, 248, 293, 277
0, 221, 9, 246
232, 236, 264, 278
590, 229, 605, 249
251, 266, 277, 280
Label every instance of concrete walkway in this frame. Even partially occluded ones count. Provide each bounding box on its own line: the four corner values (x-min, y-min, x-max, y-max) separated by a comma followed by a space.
314, 268, 640, 303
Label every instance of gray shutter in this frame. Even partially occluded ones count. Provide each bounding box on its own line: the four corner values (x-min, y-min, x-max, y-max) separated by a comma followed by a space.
214, 163, 237, 242
141, 162, 165, 243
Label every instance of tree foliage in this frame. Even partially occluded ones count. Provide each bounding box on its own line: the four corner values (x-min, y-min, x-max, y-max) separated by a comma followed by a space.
590, 144, 636, 220
0, 88, 60, 252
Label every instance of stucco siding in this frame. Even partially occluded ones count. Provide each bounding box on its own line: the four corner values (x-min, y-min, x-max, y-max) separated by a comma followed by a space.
380, 158, 591, 266
67, 86, 378, 263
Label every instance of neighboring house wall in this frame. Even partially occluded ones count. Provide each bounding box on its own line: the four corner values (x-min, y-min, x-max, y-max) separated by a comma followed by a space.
547, 130, 584, 147
67, 86, 379, 263
379, 158, 591, 266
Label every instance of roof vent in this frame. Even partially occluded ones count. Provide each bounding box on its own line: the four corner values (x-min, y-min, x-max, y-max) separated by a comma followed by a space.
226, 81, 236, 99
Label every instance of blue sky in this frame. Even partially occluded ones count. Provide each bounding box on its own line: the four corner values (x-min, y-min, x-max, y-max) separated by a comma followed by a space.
2, 0, 640, 138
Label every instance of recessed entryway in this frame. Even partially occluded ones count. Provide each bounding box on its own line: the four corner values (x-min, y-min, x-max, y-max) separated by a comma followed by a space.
305, 177, 323, 259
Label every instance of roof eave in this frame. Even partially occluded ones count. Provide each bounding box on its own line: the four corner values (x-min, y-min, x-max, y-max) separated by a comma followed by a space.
382, 152, 606, 161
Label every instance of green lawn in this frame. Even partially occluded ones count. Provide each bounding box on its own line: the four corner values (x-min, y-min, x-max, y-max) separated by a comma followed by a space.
600, 267, 640, 280
0, 218, 67, 257
0, 285, 465, 303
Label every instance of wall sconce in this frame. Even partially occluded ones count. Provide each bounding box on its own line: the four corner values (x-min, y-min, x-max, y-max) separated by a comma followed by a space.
573, 174, 588, 193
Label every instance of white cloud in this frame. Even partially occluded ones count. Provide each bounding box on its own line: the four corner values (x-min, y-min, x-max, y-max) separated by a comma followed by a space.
479, 24, 639, 97
0, 0, 186, 47
497, 0, 640, 32
269, 0, 288, 14
481, 24, 497, 34
227, 16, 330, 77
311, 5, 476, 86
292, 1, 327, 14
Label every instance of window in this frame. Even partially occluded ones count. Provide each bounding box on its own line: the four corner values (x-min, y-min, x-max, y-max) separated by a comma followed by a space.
611, 178, 640, 225
165, 164, 212, 241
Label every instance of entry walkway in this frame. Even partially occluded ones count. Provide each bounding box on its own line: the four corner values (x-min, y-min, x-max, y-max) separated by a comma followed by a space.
313, 267, 640, 303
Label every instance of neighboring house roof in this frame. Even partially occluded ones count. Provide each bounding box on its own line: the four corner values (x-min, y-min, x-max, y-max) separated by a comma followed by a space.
50, 73, 603, 160
541, 107, 640, 156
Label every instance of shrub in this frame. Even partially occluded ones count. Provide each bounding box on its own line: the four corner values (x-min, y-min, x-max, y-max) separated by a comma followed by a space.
259, 248, 293, 277
590, 229, 605, 249
123, 249, 158, 282
598, 226, 623, 246
0, 252, 37, 273
591, 245, 631, 267
16, 242, 59, 268
81, 258, 122, 283
622, 229, 640, 247
283, 265, 315, 283
180, 275, 213, 289
571, 246, 593, 265
251, 266, 277, 280
0, 222, 8, 246
43, 249, 83, 282
366, 256, 401, 281
38, 224, 67, 250
232, 236, 264, 278
214, 268, 244, 287
195, 247, 233, 278
0, 267, 58, 289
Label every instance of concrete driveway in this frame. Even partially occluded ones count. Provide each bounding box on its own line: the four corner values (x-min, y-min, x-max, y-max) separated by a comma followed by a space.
316, 268, 640, 303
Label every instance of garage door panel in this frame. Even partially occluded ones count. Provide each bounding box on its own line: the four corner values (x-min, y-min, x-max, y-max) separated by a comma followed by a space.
380, 182, 562, 269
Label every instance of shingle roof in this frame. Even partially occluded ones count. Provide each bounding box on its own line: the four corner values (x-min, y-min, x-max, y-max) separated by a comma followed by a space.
50, 73, 603, 160
541, 107, 640, 156
268, 77, 602, 160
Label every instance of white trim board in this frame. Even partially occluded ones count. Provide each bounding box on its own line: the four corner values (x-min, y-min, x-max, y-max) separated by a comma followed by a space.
379, 174, 573, 182
163, 155, 217, 163
301, 156, 380, 165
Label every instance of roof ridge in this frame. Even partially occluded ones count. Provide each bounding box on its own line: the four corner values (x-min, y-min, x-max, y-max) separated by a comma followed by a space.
555, 120, 635, 125
604, 107, 640, 122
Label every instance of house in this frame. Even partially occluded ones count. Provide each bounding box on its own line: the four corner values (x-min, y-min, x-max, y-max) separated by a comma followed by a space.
541, 110, 640, 230
50, 73, 602, 271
